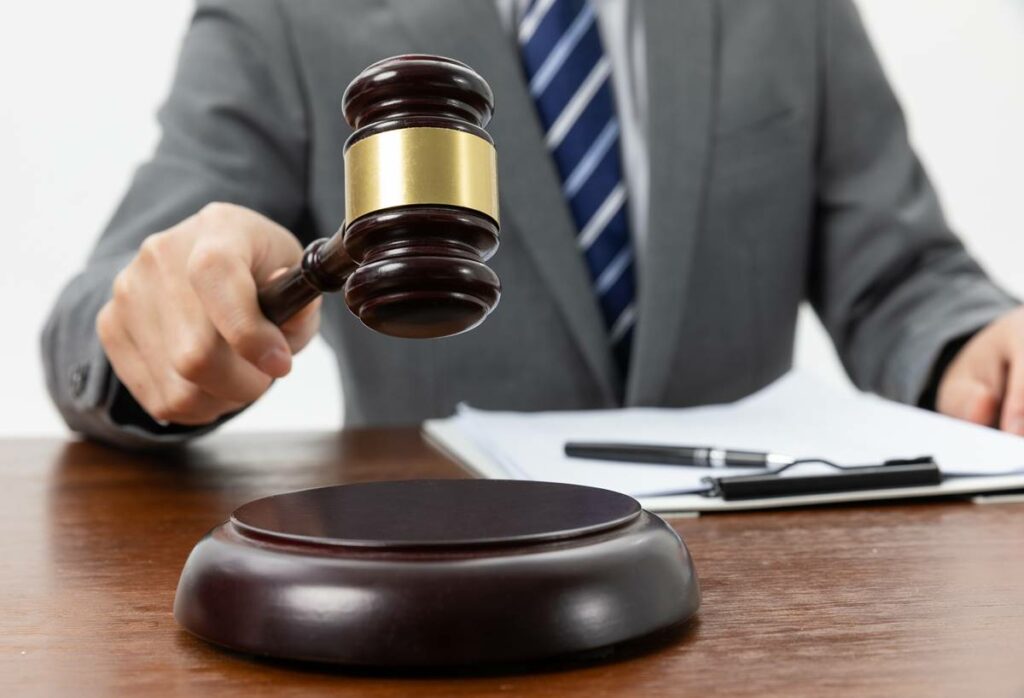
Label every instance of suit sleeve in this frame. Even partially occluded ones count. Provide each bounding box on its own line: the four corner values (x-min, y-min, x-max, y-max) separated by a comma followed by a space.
809, 0, 1017, 405
40, 0, 309, 448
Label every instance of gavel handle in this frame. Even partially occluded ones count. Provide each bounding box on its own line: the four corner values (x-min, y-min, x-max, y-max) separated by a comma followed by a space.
256, 234, 356, 325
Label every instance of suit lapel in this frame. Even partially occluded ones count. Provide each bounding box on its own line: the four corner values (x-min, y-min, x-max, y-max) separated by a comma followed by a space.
626, 0, 718, 404
388, 0, 618, 404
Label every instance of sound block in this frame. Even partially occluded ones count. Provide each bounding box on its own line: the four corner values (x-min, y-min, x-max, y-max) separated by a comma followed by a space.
174, 479, 700, 667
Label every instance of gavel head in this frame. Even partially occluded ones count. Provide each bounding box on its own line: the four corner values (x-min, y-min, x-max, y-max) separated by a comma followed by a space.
340, 55, 501, 339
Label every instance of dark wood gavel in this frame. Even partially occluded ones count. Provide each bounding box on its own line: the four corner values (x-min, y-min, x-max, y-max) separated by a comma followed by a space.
256, 55, 501, 339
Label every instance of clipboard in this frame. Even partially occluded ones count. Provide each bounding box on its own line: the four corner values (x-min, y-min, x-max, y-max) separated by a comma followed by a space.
420, 371, 1024, 514
423, 418, 1024, 513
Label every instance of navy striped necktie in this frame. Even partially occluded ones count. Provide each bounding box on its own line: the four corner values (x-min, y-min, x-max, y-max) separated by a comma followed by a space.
518, 0, 636, 378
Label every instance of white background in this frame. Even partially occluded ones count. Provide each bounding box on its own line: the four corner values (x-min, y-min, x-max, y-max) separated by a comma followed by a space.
0, 1, 1021, 436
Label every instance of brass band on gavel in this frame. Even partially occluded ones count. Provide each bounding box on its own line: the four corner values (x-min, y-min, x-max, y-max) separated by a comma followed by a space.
345, 126, 500, 225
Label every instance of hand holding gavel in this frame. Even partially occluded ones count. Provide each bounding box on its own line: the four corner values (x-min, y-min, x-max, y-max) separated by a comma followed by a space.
97, 55, 501, 425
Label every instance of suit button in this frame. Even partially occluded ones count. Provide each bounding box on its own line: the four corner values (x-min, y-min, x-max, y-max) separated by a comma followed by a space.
70, 363, 90, 398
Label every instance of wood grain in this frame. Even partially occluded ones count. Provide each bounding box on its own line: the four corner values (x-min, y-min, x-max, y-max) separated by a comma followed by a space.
2, 430, 1023, 697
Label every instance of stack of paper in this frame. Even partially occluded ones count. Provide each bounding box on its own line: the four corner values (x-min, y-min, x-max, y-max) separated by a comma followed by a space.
423, 372, 1024, 512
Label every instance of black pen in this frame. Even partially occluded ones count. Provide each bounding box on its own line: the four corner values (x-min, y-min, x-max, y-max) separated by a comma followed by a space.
564, 442, 794, 469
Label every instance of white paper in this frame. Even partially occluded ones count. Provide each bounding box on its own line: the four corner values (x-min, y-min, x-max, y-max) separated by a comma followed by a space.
447, 371, 1024, 498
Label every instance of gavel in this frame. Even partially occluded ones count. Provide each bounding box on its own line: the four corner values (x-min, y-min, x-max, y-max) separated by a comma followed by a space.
256, 54, 501, 339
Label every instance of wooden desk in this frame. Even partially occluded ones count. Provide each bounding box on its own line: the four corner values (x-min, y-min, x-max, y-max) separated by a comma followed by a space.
2, 430, 1023, 697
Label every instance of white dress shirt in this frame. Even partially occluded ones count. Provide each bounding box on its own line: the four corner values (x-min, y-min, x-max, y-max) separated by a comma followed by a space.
495, 0, 650, 260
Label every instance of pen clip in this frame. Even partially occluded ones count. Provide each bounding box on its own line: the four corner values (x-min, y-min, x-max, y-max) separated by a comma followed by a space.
702, 455, 940, 501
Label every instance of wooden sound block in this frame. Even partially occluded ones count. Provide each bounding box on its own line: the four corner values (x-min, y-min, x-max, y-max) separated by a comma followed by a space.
174, 480, 700, 667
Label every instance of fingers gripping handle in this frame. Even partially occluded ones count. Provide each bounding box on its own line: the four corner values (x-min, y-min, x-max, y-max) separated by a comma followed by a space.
256, 264, 320, 326
257, 236, 355, 326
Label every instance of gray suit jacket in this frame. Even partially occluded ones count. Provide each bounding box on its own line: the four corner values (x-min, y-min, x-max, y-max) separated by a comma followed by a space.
42, 0, 1016, 447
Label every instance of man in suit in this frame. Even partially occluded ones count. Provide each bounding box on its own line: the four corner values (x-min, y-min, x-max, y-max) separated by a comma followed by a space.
42, 0, 1023, 448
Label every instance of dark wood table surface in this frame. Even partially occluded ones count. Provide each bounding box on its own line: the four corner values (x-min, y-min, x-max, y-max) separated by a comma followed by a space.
2, 429, 1023, 697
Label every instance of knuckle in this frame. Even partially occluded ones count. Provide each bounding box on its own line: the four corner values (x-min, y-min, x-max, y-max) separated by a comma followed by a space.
186, 243, 229, 285
111, 270, 132, 303
95, 304, 117, 345
138, 232, 165, 262
197, 201, 241, 227
170, 333, 217, 381
163, 382, 205, 419
147, 401, 174, 423
223, 311, 262, 348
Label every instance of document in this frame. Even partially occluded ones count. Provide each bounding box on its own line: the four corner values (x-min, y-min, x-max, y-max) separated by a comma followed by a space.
423, 371, 1024, 510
